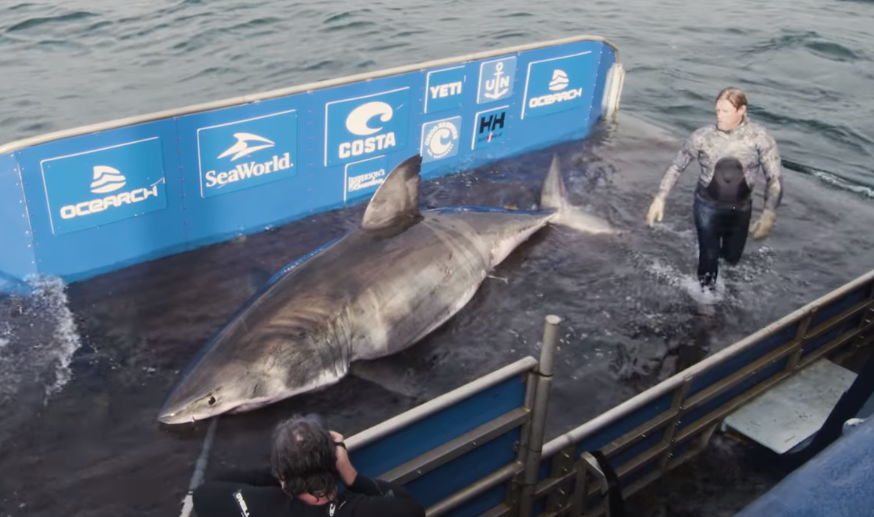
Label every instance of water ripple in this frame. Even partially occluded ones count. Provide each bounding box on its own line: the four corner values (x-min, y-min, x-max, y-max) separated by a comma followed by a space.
322, 20, 378, 32
5, 10, 97, 33
749, 30, 862, 62
804, 39, 862, 61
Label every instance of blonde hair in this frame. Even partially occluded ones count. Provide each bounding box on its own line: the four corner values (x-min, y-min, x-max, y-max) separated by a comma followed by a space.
716, 87, 748, 109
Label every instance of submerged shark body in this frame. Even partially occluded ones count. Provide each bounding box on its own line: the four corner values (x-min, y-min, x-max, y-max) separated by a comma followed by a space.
158, 155, 613, 424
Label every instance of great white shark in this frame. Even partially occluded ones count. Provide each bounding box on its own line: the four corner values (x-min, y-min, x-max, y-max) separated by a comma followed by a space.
158, 154, 613, 424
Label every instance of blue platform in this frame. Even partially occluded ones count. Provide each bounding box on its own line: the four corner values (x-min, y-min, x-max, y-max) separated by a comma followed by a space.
735, 416, 874, 517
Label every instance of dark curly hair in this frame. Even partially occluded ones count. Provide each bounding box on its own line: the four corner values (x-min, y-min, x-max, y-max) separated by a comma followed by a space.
270, 414, 340, 498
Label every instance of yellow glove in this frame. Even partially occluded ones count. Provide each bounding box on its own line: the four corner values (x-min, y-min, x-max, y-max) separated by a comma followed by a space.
645, 195, 665, 227
751, 208, 777, 240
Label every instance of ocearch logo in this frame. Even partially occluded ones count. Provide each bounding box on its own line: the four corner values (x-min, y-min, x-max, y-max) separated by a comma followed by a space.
60, 164, 161, 220
90, 165, 126, 194
346, 102, 394, 136
528, 67, 582, 109
548, 69, 570, 91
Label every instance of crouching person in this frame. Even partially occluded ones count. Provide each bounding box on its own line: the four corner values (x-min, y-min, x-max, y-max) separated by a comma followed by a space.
193, 414, 425, 517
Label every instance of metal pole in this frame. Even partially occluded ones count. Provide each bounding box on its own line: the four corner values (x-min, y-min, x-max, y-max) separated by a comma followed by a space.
178, 417, 219, 517
518, 314, 561, 517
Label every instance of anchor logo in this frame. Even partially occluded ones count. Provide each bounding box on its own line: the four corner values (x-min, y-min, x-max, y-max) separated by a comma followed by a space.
484, 62, 510, 100
478, 57, 515, 104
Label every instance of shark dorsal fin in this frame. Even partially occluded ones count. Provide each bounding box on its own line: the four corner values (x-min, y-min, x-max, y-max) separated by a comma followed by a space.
361, 155, 423, 232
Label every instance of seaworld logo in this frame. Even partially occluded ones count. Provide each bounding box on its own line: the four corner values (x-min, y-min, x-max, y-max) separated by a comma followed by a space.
217, 132, 275, 161
197, 111, 299, 198
204, 132, 293, 188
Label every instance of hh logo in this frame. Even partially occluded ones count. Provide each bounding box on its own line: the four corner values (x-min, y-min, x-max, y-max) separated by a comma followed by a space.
522, 52, 594, 119
325, 88, 409, 167
477, 57, 516, 104
421, 116, 461, 163
40, 137, 167, 235
197, 110, 297, 198
471, 106, 509, 150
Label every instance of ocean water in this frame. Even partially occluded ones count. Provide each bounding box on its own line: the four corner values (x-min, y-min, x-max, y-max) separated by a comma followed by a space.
1, 1, 873, 516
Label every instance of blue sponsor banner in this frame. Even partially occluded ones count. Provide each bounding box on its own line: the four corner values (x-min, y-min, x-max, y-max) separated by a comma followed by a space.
421, 116, 462, 163
0, 153, 36, 281
0, 37, 620, 288
197, 110, 298, 198
11, 119, 184, 281
521, 52, 597, 119
325, 88, 410, 167
40, 138, 167, 235
425, 66, 466, 113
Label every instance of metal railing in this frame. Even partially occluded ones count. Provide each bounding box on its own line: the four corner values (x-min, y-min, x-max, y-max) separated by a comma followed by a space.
346, 315, 562, 517
345, 269, 874, 517
531, 269, 874, 516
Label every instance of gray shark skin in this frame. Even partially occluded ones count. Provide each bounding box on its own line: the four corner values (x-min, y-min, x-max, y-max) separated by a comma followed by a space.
158, 155, 613, 424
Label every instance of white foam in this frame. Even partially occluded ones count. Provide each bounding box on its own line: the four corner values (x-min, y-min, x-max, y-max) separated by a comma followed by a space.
678, 275, 725, 305
0, 275, 83, 404
645, 257, 725, 305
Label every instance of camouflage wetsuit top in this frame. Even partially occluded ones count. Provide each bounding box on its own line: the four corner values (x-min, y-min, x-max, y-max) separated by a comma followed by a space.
656, 117, 783, 211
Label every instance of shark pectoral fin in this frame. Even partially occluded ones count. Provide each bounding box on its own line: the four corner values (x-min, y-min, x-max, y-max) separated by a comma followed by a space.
349, 358, 422, 399
540, 154, 617, 235
554, 206, 617, 234
361, 155, 423, 232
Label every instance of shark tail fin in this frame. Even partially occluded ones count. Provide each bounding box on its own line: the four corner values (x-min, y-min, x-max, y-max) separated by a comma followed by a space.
540, 154, 616, 235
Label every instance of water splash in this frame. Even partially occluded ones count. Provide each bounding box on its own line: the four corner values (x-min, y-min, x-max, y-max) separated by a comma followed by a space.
0, 275, 82, 405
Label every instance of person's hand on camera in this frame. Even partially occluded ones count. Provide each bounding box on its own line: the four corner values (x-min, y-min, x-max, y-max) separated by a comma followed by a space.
330, 431, 357, 486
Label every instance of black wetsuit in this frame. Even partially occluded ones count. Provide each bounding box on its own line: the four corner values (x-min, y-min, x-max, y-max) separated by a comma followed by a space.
193, 468, 425, 517
694, 158, 751, 287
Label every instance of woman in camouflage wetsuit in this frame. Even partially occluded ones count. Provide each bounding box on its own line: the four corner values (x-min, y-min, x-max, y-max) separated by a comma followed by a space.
645, 87, 783, 289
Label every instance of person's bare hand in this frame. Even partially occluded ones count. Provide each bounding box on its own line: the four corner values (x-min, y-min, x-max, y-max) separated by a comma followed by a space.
330, 431, 357, 486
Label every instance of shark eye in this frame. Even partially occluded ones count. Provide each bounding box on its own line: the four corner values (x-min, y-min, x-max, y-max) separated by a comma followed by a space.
208, 396, 216, 406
